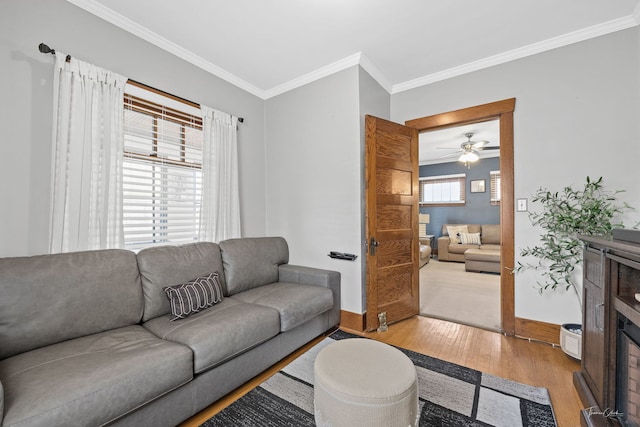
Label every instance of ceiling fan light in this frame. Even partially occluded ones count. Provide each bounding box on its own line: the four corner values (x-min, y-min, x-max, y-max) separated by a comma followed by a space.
459, 152, 479, 163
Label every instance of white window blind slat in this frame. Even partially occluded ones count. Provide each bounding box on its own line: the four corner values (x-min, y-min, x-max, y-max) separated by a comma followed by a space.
419, 174, 466, 204
122, 84, 203, 250
490, 170, 501, 205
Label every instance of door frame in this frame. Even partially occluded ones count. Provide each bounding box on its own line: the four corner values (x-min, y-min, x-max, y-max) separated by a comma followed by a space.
405, 98, 516, 335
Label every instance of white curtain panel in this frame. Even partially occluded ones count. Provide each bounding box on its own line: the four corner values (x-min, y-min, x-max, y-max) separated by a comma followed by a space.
199, 105, 241, 242
49, 53, 127, 253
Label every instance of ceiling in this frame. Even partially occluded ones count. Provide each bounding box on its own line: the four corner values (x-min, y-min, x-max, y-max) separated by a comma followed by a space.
68, 0, 640, 100
419, 120, 499, 166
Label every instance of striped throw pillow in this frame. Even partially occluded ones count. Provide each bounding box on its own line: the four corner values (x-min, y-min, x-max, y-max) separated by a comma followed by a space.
164, 272, 224, 321
458, 232, 481, 245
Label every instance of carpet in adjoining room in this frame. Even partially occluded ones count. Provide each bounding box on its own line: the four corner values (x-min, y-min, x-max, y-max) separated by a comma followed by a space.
202, 330, 556, 427
420, 259, 501, 332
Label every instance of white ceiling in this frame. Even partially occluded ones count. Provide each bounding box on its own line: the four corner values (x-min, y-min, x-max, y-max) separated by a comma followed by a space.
419, 120, 499, 166
68, 0, 640, 100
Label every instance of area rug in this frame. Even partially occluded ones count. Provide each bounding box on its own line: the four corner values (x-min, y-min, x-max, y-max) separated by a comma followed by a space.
201, 330, 557, 427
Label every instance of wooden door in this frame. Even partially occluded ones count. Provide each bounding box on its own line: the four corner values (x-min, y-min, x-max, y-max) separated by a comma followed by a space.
365, 115, 419, 331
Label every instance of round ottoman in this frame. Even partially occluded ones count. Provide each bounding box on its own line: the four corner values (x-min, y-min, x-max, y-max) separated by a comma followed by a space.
313, 338, 419, 427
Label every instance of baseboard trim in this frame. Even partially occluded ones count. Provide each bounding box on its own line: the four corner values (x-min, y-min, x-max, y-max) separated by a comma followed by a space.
340, 312, 561, 344
514, 317, 561, 345
340, 310, 366, 333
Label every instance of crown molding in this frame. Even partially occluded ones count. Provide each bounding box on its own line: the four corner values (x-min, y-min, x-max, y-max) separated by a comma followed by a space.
263, 53, 362, 99
66, 0, 640, 100
391, 14, 640, 94
263, 52, 393, 99
66, 0, 267, 99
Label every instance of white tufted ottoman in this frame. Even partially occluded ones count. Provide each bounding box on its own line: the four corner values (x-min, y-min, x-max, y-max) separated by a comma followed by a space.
313, 338, 419, 427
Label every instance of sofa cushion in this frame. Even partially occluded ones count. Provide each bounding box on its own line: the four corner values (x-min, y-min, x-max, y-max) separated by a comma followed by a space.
446, 225, 468, 244
164, 272, 224, 321
459, 232, 481, 245
143, 298, 280, 374
0, 249, 142, 360
137, 242, 226, 322
481, 244, 501, 251
442, 224, 481, 236
0, 326, 192, 427
219, 237, 289, 295
231, 282, 334, 332
448, 244, 480, 255
464, 248, 501, 263
482, 224, 501, 245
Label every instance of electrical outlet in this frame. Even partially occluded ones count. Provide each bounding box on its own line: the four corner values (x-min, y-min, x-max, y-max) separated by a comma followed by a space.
517, 198, 528, 212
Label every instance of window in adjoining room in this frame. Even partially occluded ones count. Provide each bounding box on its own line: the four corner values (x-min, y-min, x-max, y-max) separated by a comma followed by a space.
419, 173, 466, 206
122, 83, 203, 250
490, 170, 501, 205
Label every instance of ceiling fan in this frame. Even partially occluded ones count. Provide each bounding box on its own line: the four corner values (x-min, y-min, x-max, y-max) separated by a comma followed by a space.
436, 132, 500, 167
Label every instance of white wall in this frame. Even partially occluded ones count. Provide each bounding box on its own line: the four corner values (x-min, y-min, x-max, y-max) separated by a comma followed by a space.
0, 0, 267, 257
357, 67, 391, 309
391, 28, 640, 324
265, 68, 363, 313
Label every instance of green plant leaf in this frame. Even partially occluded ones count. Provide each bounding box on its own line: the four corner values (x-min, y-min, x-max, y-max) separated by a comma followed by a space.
517, 176, 635, 302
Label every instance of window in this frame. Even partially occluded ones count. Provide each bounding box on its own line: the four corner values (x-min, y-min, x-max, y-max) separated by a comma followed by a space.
490, 170, 501, 205
419, 174, 466, 205
122, 83, 203, 250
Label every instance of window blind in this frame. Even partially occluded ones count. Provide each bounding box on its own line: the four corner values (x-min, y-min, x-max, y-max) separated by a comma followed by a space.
490, 170, 501, 205
419, 173, 466, 205
123, 89, 203, 250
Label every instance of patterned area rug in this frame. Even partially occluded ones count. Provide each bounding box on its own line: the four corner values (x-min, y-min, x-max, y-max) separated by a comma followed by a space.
202, 330, 557, 427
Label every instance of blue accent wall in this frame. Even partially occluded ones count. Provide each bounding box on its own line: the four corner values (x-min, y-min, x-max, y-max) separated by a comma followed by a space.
420, 157, 500, 250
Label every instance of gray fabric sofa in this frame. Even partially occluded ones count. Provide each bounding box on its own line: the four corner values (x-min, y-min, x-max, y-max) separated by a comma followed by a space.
0, 237, 340, 427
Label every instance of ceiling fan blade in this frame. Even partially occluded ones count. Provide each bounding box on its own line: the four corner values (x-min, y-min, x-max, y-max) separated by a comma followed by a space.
436, 147, 462, 150
477, 146, 500, 151
435, 152, 460, 159
471, 140, 490, 148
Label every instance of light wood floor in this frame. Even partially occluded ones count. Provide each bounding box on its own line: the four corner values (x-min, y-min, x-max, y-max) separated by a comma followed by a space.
181, 315, 583, 427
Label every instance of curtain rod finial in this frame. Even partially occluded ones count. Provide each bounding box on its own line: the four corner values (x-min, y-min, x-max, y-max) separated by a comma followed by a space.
38, 43, 55, 55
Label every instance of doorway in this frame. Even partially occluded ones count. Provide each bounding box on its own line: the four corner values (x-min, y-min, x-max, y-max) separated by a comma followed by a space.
405, 98, 516, 335
418, 120, 501, 331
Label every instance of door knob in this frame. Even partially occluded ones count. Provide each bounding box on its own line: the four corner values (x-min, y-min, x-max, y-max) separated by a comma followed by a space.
370, 237, 379, 255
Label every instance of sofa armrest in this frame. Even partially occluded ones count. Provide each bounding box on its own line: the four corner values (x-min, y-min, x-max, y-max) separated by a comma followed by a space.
278, 264, 341, 327
437, 236, 451, 261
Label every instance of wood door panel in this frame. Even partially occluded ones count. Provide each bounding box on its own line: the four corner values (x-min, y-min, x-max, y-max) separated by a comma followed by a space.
377, 239, 413, 267
377, 195, 416, 206
377, 265, 415, 301
376, 156, 413, 171
376, 139, 411, 161
376, 168, 413, 195
375, 126, 414, 161
376, 118, 416, 135
376, 205, 412, 230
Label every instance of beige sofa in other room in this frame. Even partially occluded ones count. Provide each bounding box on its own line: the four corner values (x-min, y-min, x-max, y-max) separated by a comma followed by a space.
419, 238, 432, 268
437, 224, 501, 264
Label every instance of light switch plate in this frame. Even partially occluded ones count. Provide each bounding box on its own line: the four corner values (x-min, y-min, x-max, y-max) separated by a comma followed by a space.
517, 198, 528, 212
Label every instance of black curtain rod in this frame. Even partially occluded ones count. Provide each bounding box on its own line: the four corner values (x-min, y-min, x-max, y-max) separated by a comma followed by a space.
38, 43, 70, 63
38, 42, 245, 124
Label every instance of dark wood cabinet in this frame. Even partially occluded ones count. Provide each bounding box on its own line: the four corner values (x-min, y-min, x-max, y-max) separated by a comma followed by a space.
578, 246, 610, 410
575, 235, 640, 427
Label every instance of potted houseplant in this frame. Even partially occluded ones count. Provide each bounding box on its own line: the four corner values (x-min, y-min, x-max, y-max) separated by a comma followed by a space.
516, 176, 632, 359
